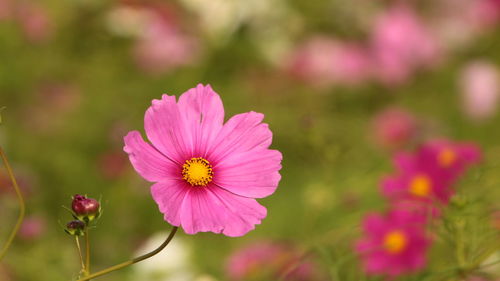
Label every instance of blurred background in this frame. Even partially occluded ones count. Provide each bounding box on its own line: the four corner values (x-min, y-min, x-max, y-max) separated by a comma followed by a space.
1, 0, 500, 280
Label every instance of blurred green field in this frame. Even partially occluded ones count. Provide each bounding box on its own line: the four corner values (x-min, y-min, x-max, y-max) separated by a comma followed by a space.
1, 0, 500, 280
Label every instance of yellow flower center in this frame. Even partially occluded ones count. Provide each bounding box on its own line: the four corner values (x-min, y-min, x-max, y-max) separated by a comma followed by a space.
182, 157, 214, 186
409, 174, 431, 197
438, 148, 456, 167
383, 230, 408, 254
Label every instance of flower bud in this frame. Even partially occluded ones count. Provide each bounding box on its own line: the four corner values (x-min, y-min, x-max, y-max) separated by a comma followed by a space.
65, 220, 85, 236
71, 194, 100, 223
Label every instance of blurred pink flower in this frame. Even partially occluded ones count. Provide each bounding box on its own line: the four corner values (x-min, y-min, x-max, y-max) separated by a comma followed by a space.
38, 82, 81, 112
371, 107, 419, 150
97, 150, 129, 180
370, 5, 442, 86
23, 82, 81, 133
226, 241, 322, 281
460, 60, 500, 121
19, 216, 46, 240
0, 168, 35, 197
467, 0, 500, 28
433, 0, 500, 47
356, 209, 430, 277
0, 0, 12, 20
16, 1, 51, 42
0, 0, 51, 42
133, 9, 199, 75
286, 36, 371, 88
124, 84, 282, 236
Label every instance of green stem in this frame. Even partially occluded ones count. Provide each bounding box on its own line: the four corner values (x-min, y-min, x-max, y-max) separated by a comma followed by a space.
456, 225, 466, 268
75, 226, 178, 281
85, 228, 90, 276
0, 146, 26, 261
75, 237, 86, 273
462, 243, 500, 274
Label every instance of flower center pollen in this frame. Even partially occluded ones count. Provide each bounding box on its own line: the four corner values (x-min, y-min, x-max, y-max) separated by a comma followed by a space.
182, 157, 214, 186
438, 148, 456, 167
383, 230, 407, 254
409, 174, 431, 197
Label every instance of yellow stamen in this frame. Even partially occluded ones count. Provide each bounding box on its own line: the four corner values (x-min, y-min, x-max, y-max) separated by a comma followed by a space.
182, 157, 213, 186
438, 148, 456, 167
409, 174, 431, 197
383, 230, 407, 254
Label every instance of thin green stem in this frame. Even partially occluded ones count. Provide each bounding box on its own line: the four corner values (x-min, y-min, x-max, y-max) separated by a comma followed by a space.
75, 237, 86, 272
0, 146, 26, 261
456, 224, 467, 268
75, 226, 178, 281
461, 243, 500, 275
85, 228, 90, 276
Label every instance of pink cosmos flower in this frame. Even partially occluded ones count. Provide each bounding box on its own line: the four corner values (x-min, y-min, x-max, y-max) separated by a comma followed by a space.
370, 5, 441, 86
124, 84, 282, 237
434, 0, 500, 48
382, 151, 454, 205
286, 36, 371, 88
382, 140, 480, 204
16, 1, 51, 43
460, 60, 500, 121
226, 241, 323, 281
0, 0, 12, 20
19, 215, 46, 240
371, 107, 419, 150
465, 0, 500, 29
356, 209, 430, 277
409, 140, 481, 183
133, 8, 198, 75
382, 140, 481, 205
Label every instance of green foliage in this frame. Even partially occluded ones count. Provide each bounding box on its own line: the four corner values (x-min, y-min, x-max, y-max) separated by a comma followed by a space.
1, 0, 500, 280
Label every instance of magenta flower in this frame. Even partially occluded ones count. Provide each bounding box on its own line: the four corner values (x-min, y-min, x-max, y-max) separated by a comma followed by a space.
356, 209, 430, 277
410, 139, 481, 183
124, 84, 282, 237
382, 151, 453, 205
382, 140, 481, 205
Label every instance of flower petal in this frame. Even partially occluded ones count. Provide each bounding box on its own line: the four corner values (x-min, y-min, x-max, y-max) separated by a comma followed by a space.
123, 131, 179, 182
180, 186, 267, 237
144, 94, 193, 164
214, 149, 282, 198
207, 111, 273, 163
151, 180, 190, 226
177, 84, 225, 157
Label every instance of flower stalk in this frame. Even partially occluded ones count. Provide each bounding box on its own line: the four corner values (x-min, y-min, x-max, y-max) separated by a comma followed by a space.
85, 228, 90, 276
75, 237, 86, 274
0, 146, 26, 260
75, 226, 178, 281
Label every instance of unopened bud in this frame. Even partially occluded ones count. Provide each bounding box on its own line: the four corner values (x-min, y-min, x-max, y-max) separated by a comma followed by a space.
71, 194, 100, 223
65, 220, 85, 236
